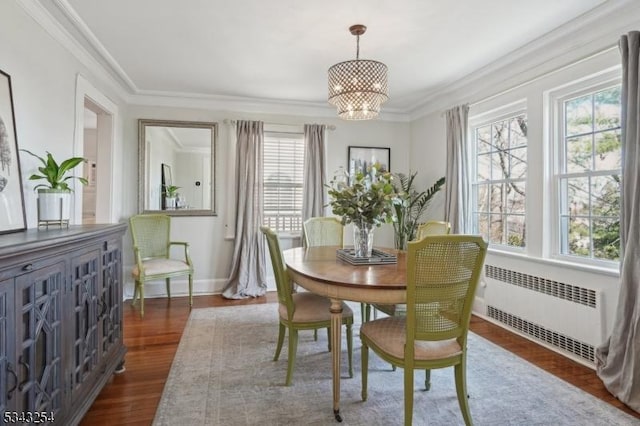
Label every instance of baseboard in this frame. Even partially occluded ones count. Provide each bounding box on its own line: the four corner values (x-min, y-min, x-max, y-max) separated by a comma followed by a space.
123, 278, 228, 300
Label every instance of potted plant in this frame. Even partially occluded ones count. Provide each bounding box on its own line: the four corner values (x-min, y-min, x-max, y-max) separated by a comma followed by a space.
327, 164, 399, 257
20, 149, 87, 224
164, 185, 180, 209
392, 172, 445, 250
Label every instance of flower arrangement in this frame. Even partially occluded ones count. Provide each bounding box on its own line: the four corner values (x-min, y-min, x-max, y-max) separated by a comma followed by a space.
327, 164, 399, 257
327, 164, 399, 228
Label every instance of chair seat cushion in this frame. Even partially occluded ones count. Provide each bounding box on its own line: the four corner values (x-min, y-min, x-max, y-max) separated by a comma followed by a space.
360, 316, 462, 361
132, 258, 191, 278
279, 292, 353, 324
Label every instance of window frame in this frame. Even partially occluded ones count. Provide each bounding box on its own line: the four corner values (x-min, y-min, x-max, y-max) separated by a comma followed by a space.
549, 72, 621, 268
469, 100, 528, 252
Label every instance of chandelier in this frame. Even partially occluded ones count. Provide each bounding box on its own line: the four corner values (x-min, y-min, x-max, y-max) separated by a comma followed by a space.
328, 24, 388, 120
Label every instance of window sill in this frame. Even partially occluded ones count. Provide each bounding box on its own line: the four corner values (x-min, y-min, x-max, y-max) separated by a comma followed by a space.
487, 247, 620, 278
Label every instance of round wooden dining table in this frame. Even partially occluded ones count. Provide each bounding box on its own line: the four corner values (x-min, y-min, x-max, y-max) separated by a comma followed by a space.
283, 246, 407, 422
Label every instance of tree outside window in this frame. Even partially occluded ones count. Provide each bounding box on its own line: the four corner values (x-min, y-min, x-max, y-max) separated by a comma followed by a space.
473, 113, 528, 248
559, 85, 621, 261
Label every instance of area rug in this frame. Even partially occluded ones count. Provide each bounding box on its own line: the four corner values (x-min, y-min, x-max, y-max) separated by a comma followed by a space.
153, 304, 637, 425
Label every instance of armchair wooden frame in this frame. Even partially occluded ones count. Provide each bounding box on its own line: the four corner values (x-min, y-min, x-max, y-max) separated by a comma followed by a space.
130, 214, 194, 318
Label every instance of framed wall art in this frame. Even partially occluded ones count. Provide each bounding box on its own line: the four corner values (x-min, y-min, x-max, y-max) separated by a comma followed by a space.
347, 146, 390, 177
0, 69, 26, 234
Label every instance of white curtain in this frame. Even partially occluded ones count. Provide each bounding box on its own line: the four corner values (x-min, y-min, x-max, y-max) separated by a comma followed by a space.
595, 31, 640, 413
302, 124, 327, 220
222, 121, 267, 299
444, 104, 470, 234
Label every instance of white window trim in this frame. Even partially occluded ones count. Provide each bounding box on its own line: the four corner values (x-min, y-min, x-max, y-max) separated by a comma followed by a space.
469, 99, 528, 253
546, 68, 621, 268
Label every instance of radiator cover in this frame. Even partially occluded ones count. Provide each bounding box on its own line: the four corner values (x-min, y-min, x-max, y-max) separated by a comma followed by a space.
484, 265, 603, 365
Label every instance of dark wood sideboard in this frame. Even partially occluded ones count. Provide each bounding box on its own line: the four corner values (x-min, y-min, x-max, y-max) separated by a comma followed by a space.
0, 224, 128, 425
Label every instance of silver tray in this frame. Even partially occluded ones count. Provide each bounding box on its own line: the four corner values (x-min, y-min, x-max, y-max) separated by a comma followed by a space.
336, 248, 397, 265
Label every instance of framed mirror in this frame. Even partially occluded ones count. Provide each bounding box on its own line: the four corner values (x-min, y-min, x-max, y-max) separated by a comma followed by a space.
138, 119, 217, 216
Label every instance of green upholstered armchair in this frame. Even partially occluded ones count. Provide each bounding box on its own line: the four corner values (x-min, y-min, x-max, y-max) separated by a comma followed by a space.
261, 226, 354, 386
129, 214, 193, 318
360, 235, 487, 426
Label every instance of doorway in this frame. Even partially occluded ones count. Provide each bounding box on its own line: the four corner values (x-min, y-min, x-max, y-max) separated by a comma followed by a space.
74, 75, 118, 224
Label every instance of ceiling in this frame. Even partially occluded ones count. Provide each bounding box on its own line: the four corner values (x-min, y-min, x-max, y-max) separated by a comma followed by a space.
52, 0, 609, 114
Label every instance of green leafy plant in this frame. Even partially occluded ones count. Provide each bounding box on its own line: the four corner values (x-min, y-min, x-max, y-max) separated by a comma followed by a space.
165, 185, 180, 198
327, 164, 399, 228
20, 149, 87, 191
392, 172, 445, 250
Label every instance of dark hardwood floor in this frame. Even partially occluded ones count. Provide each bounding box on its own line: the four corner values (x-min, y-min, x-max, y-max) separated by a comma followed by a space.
80, 293, 639, 425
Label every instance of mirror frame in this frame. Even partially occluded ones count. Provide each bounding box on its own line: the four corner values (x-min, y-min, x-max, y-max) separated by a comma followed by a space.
138, 119, 218, 216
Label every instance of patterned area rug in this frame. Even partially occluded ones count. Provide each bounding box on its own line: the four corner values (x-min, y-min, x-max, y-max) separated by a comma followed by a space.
153, 304, 636, 425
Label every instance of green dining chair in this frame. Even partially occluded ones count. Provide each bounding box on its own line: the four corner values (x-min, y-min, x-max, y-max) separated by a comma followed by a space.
360, 235, 487, 426
416, 220, 452, 241
130, 214, 194, 318
302, 216, 344, 247
261, 226, 354, 386
303, 217, 371, 326
375, 220, 452, 317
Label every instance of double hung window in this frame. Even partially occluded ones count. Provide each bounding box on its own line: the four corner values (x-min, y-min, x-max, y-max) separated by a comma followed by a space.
472, 110, 528, 248
557, 84, 621, 262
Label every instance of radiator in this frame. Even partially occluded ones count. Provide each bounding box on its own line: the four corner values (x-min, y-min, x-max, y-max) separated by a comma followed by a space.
483, 265, 604, 366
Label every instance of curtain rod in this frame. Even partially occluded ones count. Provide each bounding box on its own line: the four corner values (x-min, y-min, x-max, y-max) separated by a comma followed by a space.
223, 119, 335, 131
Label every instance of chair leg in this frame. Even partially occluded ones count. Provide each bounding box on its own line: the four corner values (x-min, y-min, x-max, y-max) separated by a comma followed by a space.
346, 323, 353, 378
327, 327, 331, 352
424, 369, 431, 391
314, 329, 318, 341
285, 328, 298, 386
274, 323, 285, 361
455, 362, 472, 426
361, 341, 369, 401
188, 274, 193, 307
165, 278, 171, 299
360, 303, 366, 323
132, 280, 140, 305
139, 283, 145, 318
404, 365, 414, 426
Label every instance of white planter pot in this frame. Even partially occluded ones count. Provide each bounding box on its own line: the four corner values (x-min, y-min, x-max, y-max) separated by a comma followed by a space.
38, 189, 71, 222
165, 197, 177, 209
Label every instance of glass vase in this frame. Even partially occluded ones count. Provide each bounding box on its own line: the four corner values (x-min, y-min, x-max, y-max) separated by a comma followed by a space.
353, 221, 375, 257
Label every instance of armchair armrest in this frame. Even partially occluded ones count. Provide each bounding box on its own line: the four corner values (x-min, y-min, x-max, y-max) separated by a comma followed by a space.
169, 241, 193, 266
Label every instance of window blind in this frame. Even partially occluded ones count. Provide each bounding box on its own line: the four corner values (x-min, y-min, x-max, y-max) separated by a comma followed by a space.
263, 134, 304, 232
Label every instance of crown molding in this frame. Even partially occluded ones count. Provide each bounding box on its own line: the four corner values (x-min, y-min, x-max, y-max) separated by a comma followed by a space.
16, 0, 130, 103
51, 0, 138, 93
130, 90, 411, 122
408, 0, 640, 120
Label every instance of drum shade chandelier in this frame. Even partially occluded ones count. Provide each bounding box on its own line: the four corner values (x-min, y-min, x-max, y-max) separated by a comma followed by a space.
328, 24, 388, 120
